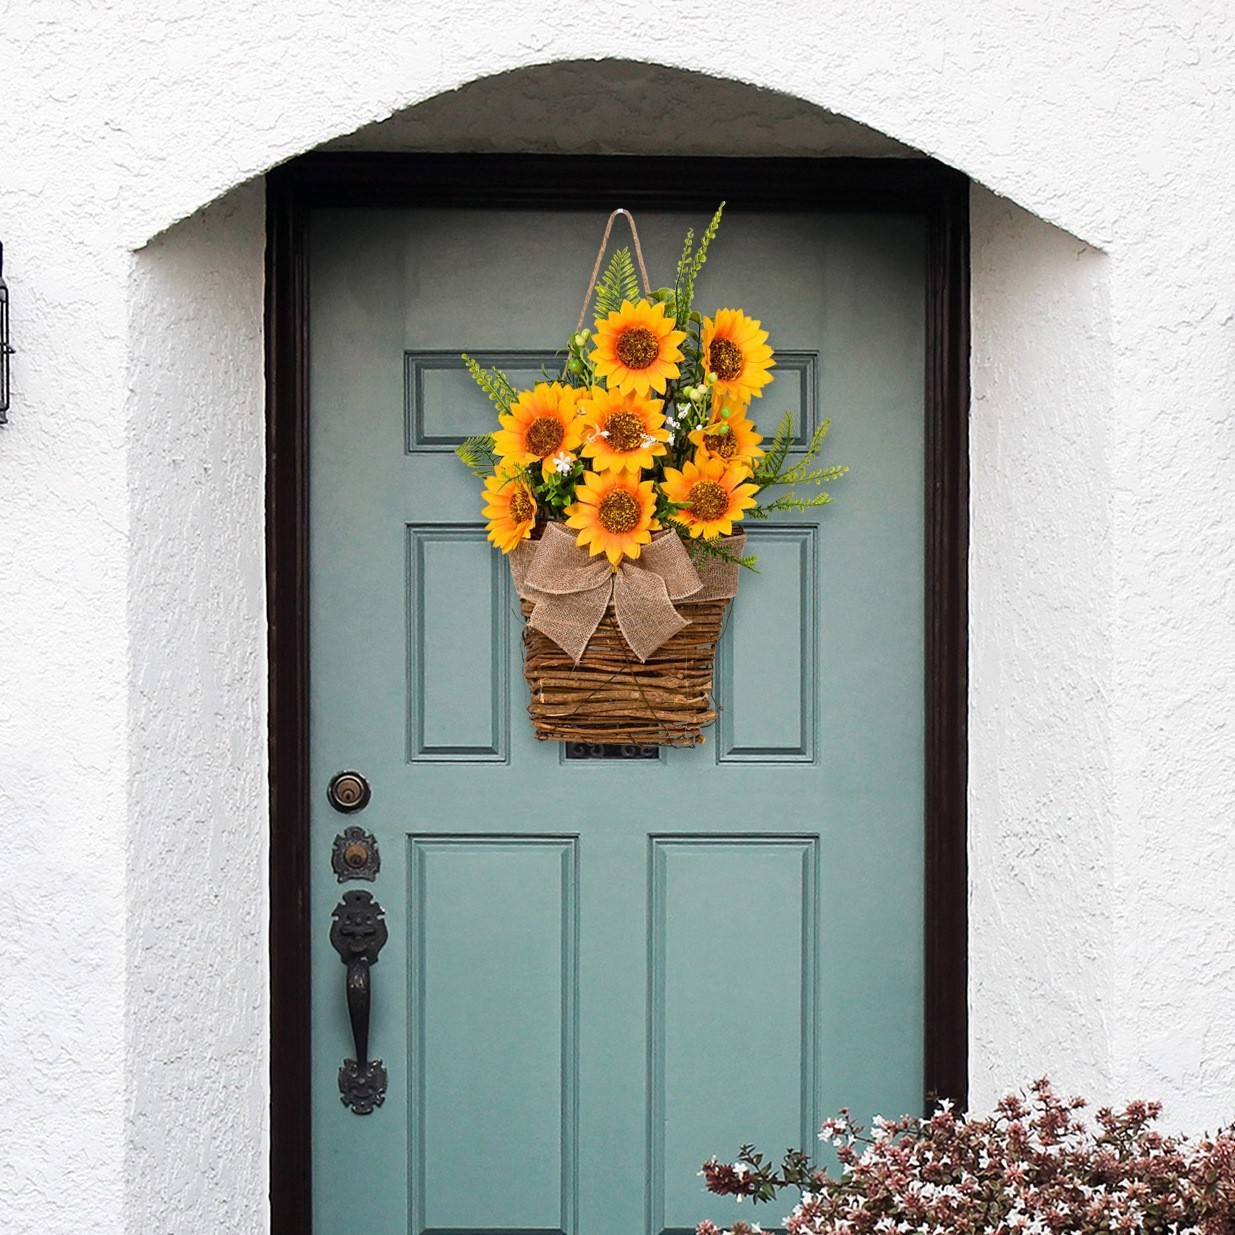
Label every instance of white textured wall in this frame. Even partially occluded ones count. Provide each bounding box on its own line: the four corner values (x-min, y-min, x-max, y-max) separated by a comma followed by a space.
969, 189, 1115, 1106
3, 3, 1235, 1232
0, 10, 130, 1234
1106, 78, 1235, 1111
125, 179, 268, 1235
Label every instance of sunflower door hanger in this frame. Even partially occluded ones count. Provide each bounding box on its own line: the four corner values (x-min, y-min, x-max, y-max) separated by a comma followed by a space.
456, 206, 846, 746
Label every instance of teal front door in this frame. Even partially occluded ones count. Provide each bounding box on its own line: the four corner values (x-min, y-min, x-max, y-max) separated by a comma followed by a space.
307, 194, 926, 1235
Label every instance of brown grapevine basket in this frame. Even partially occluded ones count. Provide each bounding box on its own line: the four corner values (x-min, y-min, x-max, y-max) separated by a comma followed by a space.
510, 524, 742, 746
519, 596, 730, 746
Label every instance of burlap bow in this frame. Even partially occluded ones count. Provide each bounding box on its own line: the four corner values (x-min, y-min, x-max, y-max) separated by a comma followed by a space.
509, 522, 744, 664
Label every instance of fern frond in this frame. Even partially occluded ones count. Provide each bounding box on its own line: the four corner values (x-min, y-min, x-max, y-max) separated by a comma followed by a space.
750, 414, 848, 511
752, 411, 797, 485
671, 203, 725, 329
668, 522, 759, 571
672, 228, 695, 326
462, 354, 518, 418
595, 247, 641, 318
775, 463, 849, 488
752, 491, 836, 517
795, 418, 832, 469
455, 433, 498, 479
688, 202, 725, 280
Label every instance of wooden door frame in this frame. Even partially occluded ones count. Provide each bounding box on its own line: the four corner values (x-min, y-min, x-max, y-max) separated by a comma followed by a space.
266, 153, 969, 1234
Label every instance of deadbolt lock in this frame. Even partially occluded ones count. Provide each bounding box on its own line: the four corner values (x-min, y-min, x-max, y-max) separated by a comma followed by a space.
327, 770, 371, 813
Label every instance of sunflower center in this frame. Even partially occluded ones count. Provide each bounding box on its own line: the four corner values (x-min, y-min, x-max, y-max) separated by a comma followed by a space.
508, 487, 535, 525
703, 430, 738, 459
524, 416, 564, 457
604, 410, 646, 453
597, 489, 641, 535
688, 480, 730, 523
709, 337, 744, 382
615, 326, 660, 371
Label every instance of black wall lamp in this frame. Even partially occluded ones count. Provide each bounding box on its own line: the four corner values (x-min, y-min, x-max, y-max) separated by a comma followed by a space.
0, 242, 11, 424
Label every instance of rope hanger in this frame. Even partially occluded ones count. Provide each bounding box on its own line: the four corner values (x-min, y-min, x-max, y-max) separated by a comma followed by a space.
571, 208, 653, 337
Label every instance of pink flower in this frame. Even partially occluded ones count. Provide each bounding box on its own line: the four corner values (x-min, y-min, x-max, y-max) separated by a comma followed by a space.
700, 1157, 762, 1199
697, 1080, 1235, 1235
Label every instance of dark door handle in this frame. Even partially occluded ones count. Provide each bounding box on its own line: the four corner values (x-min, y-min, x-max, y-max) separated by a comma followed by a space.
330, 890, 388, 1114
345, 957, 372, 1067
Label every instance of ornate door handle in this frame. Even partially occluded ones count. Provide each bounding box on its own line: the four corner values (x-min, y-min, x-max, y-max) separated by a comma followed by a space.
330, 890, 388, 1114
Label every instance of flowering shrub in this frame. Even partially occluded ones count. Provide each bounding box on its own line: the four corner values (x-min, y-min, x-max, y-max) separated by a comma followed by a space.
698, 1079, 1235, 1235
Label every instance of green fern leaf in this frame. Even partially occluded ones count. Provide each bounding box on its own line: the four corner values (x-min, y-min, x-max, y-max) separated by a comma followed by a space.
672, 203, 726, 328
688, 202, 725, 281
752, 411, 797, 486
455, 433, 498, 479
753, 491, 837, 516
462, 354, 518, 418
672, 228, 696, 325
595, 247, 641, 319
667, 522, 759, 571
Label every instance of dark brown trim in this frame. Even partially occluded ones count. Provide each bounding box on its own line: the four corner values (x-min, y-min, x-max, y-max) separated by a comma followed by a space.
267, 154, 969, 1233
922, 171, 970, 1113
266, 170, 312, 1235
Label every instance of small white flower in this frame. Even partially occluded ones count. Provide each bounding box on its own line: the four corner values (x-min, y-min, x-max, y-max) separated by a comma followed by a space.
550, 451, 575, 475
732, 1161, 752, 1176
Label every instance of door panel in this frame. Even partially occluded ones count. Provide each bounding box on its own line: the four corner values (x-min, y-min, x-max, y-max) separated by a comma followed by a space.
410, 837, 577, 1234
309, 204, 925, 1235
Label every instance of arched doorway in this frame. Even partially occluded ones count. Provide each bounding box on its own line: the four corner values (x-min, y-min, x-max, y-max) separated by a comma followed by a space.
266, 138, 967, 1232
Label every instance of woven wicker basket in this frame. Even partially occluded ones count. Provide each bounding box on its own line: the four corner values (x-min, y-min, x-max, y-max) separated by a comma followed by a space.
519, 597, 730, 746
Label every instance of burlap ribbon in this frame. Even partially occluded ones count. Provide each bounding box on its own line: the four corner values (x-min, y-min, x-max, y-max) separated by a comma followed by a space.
510, 522, 745, 664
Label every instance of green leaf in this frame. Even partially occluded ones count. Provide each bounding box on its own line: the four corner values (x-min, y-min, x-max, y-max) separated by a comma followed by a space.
749, 413, 848, 517
672, 203, 725, 329
753, 491, 837, 516
752, 410, 796, 486
667, 522, 759, 571
595, 246, 641, 319
461, 354, 518, 418
454, 433, 498, 479
689, 202, 725, 280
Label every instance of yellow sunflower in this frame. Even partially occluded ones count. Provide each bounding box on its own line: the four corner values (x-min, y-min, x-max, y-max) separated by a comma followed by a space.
701, 308, 776, 408
579, 387, 669, 475
660, 456, 759, 539
482, 470, 538, 553
590, 299, 688, 396
687, 409, 765, 476
564, 470, 660, 567
492, 382, 584, 477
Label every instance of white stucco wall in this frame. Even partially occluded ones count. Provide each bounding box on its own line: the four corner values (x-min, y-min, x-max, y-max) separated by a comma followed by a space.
125, 178, 269, 1234
2, 4, 1234, 1233
969, 191, 1115, 1104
